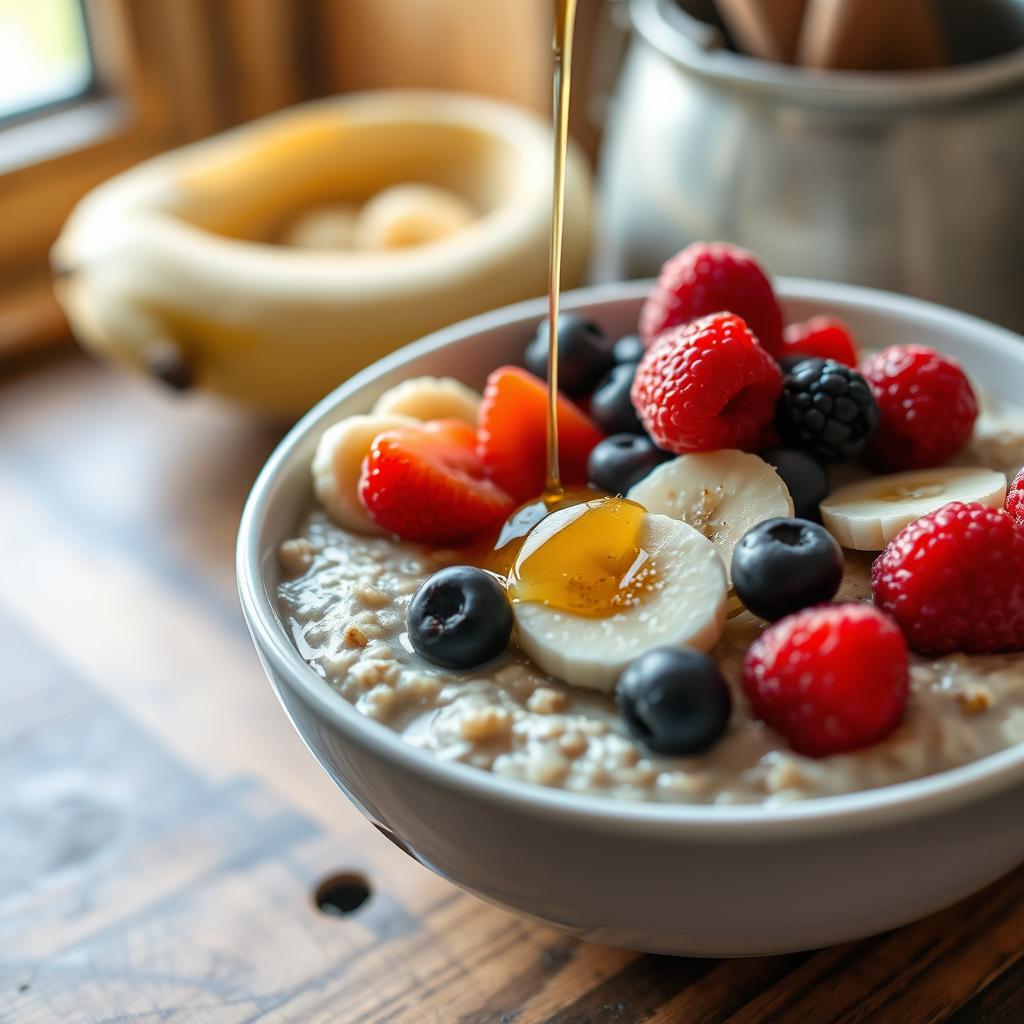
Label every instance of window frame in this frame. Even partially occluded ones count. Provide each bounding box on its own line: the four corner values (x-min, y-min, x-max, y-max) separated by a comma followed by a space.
0, 0, 311, 357
0, 0, 600, 359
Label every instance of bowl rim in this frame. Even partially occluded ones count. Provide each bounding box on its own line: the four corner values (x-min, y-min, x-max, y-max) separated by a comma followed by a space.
238, 277, 1024, 840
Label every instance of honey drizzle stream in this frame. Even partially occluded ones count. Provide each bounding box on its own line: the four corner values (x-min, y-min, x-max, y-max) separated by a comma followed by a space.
545, 0, 578, 495
466, 0, 657, 620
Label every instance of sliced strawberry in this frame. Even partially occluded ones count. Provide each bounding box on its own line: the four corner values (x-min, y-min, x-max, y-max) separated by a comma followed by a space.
359, 419, 515, 545
477, 366, 605, 501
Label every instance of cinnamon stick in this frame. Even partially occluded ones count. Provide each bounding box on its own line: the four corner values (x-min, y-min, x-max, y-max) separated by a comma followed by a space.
797, 0, 946, 71
716, 0, 809, 63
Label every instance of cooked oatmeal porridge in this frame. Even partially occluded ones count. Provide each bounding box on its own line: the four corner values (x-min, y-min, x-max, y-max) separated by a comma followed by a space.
276, 405, 1024, 807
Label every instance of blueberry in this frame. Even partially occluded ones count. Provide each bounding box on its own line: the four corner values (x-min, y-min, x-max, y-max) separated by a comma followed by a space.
590, 362, 644, 434
612, 334, 646, 364
731, 518, 843, 622
616, 648, 732, 755
759, 447, 830, 522
587, 433, 671, 494
407, 566, 512, 669
524, 314, 615, 397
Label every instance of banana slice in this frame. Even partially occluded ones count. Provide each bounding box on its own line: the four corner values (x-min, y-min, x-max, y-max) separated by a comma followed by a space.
354, 184, 476, 250
372, 376, 481, 425
312, 414, 417, 534
821, 467, 1007, 550
280, 204, 360, 249
628, 450, 793, 575
513, 511, 727, 692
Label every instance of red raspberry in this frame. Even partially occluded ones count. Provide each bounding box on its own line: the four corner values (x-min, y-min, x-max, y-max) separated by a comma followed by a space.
631, 312, 782, 453
359, 420, 515, 545
742, 604, 909, 758
640, 242, 784, 357
1007, 468, 1024, 531
861, 345, 978, 471
781, 316, 858, 367
872, 502, 1024, 655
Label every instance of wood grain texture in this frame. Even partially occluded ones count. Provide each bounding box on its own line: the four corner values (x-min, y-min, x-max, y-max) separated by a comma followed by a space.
1, 351, 1022, 1023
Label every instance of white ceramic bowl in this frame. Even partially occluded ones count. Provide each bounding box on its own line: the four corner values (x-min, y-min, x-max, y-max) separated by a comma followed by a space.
238, 280, 1024, 956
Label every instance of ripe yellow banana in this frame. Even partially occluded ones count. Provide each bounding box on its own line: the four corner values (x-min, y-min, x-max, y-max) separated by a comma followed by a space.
52, 92, 593, 418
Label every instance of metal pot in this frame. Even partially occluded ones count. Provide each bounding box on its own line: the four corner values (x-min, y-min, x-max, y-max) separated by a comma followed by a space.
597, 0, 1024, 331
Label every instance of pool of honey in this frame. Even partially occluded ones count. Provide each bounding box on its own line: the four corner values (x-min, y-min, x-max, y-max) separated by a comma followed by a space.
508, 497, 658, 618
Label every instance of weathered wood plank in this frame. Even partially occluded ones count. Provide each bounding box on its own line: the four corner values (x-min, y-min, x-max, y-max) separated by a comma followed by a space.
725, 865, 1024, 1024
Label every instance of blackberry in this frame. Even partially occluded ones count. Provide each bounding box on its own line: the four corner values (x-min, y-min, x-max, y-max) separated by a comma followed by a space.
778, 354, 812, 375
775, 358, 878, 462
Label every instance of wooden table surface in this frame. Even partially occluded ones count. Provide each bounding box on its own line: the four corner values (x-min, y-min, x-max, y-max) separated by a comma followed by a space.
3, 349, 1023, 1024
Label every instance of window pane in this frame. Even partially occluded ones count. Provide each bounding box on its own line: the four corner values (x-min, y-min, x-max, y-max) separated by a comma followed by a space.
0, 0, 92, 121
